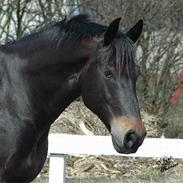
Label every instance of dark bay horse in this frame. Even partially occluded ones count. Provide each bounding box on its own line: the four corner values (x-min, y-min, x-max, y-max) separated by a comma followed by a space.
0, 14, 146, 182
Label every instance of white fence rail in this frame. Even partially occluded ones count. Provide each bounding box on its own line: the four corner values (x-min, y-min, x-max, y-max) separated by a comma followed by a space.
48, 134, 183, 183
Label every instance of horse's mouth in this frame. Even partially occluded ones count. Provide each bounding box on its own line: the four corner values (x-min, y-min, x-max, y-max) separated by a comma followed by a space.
111, 134, 144, 154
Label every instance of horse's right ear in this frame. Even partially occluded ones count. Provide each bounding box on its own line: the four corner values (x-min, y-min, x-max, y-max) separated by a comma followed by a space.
126, 20, 143, 43
103, 18, 121, 46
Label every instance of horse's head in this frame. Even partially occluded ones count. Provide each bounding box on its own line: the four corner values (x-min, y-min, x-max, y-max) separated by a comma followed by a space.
80, 18, 146, 154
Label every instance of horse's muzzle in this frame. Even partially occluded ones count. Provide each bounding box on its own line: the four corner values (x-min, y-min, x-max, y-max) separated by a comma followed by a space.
112, 129, 146, 154
110, 116, 146, 154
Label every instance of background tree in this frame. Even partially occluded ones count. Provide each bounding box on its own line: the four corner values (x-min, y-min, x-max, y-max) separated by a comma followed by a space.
0, 0, 183, 137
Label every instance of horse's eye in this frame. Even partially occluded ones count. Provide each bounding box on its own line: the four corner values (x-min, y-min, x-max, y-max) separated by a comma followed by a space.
105, 70, 113, 79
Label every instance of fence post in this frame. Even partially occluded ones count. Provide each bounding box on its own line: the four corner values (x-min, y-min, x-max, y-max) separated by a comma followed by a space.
49, 153, 66, 183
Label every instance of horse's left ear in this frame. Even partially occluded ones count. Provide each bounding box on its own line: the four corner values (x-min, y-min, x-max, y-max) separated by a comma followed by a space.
103, 17, 121, 46
126, 20, 143, 43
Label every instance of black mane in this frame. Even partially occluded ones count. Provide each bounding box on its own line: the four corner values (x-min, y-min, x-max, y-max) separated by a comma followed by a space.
4, 14, 107, 49
64, 14, 107, 38
114, 35, 135, 74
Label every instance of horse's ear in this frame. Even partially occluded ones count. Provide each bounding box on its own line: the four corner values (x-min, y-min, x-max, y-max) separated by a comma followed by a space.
126, 20, 143, 43
103, 18, 121, 46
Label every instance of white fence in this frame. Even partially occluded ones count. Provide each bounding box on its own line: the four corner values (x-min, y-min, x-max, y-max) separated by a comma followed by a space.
47, 134, 183, 183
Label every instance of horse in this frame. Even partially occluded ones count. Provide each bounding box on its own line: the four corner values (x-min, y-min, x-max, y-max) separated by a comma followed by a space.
0, 14, 146, 182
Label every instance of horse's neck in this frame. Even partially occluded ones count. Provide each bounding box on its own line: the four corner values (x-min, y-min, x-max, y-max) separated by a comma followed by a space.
1, 36, 93, 130
24, 45, 89, 130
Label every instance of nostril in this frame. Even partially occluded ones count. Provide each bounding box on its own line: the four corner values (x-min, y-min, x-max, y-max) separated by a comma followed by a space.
124, 130, 138, 150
